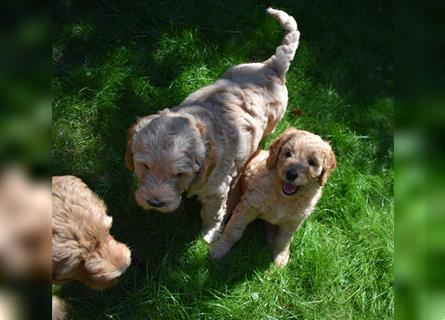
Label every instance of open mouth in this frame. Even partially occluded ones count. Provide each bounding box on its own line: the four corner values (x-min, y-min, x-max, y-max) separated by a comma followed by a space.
282, 182, 299, 196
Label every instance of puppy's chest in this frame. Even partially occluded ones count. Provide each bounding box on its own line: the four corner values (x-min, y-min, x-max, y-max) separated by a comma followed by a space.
258, 201, 303, 225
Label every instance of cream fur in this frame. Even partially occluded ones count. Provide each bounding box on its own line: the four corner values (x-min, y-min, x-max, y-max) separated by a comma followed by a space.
209, 128, 336, 267
52, 175, 131, 289
52, 296, 67, 320
126, 8, 300, 243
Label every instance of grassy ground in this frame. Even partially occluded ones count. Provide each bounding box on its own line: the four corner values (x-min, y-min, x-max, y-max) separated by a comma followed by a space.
53, 0, 393, 319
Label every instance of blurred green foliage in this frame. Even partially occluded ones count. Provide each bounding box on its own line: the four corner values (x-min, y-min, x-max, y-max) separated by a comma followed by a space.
0, 0, 50, 174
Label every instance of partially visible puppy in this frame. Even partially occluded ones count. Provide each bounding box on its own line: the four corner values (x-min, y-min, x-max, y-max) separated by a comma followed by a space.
210, 128, 336, 267
0, 168, 51, 281
52, 176, 131, 318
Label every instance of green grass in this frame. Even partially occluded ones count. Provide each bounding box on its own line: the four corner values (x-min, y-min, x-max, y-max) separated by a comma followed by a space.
53, 0, 393, 319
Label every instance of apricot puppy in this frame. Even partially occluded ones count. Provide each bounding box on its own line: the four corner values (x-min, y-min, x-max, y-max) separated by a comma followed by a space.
210, 128, 336, 267
52, 176, 131, 288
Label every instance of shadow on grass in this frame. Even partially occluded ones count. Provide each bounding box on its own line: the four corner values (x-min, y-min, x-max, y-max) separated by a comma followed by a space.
54, 0, 392, 318
53, 0, 392, 176
60, 205, 273, 318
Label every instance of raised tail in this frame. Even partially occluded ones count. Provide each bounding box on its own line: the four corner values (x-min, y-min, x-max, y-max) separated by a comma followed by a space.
264, 8, 300, 80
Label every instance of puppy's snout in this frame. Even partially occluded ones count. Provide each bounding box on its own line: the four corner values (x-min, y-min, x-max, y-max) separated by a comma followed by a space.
286, 169, 298, 181
147, 199, 165, 208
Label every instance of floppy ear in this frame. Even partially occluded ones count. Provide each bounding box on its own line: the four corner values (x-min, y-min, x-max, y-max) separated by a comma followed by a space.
125, 123, 137, 171
84, 241, 131, 281
266, 128, 299, 170
83, 254, 120, 290
189, 118, 215, 180
319, 145, 336, 186
125, 115, 159, 171
53, 242, 83, 277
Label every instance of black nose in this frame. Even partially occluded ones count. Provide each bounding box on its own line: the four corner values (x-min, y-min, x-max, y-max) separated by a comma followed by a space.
286, 169, 298, 181
147, 199, 165, 208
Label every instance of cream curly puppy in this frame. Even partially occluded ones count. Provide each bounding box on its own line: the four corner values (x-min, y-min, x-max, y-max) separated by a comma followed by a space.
126, 8, 300, 243
209, 128, 336, 267
52, 176, 132, 319
52, 175, 131, 289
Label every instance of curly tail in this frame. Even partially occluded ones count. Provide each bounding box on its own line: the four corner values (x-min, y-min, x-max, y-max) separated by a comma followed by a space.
264, 8, 300, 80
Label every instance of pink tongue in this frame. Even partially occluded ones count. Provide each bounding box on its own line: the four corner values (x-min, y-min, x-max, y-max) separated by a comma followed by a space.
283, 182, 297, 195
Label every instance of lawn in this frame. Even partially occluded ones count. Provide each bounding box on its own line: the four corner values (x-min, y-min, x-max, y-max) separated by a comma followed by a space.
53, 0, 393, 319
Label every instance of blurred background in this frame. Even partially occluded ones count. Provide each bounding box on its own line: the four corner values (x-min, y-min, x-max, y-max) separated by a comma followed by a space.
395, 0, 445, 319
0, 0, 51, 318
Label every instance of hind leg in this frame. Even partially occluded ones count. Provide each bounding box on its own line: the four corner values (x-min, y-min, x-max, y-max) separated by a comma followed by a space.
272, 226, 295, 267
264, 221, 279, 246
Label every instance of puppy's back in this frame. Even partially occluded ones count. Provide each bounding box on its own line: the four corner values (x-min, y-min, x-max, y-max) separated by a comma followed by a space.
52, 176, 108, 219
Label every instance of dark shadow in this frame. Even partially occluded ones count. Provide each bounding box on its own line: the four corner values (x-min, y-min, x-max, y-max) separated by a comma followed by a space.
53, 0, 392, 317
60, 205, 272, 318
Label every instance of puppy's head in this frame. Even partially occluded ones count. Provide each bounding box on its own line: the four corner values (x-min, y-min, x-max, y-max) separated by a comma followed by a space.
126, 113, 205, 212
54, 213, 131, 290
266, 128, 336, 196
82, 237, 131, 290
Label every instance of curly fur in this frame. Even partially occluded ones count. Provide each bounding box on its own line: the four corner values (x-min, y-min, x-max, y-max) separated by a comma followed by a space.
126, 8, 300, 243
210, 128, 336, 267
52, 176, 131, 289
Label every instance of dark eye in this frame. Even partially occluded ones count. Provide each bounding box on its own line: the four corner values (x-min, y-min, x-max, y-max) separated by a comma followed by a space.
308, 159, 316, 166
284, 151, 292, 158
143, 163, 150, 170
176, 172, 185, 178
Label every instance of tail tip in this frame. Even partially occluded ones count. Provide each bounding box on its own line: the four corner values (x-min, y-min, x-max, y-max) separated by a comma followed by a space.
266, 7, 280, 16
266, 7, 292, 23
266, 7, 297, 31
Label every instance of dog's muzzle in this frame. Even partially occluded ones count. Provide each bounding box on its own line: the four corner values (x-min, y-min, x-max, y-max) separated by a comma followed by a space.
146, 199, 165, 208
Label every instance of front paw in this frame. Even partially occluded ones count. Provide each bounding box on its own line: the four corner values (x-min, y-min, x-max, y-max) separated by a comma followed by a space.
264, 222, 278, 247
209, 239, 231, 259
202, 227, 221, 243
273, 250, 290, 267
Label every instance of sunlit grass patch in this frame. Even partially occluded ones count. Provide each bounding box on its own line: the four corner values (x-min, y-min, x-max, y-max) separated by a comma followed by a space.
53, 1, 393, 318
